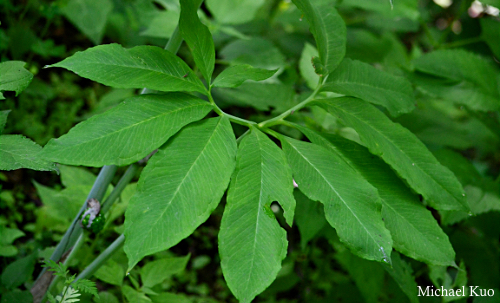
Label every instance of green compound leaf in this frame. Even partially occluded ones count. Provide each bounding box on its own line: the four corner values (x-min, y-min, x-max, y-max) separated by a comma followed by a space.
219, 128, 295, 303
212, 65, 278, 88
179, 0, 215, 83
0, 61, 33, 100
298, 125, 455, 266
322, 58, 415, 116
125, 117, 236, 271
291, 0, 346, 74
280, 136, 393, 263
413, 49, 500, 112
48, 44, 206, 94
41, 93, 212, 167
61, 0, 113, 45
314, 98, 468, 211
0, 135, 57, 171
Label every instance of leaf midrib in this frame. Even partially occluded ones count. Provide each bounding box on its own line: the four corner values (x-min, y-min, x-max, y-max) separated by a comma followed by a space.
63, 61, 200, 85
49, 102, 210, 151
136, 118, 224, 258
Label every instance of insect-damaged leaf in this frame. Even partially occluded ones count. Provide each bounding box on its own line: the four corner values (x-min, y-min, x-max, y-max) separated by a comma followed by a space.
125, 117, 236, 270
291, 0, 346, 74
219, 128, 295, 303
0, 61, 33, 100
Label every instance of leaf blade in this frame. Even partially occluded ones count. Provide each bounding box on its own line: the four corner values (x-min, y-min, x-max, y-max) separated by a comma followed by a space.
212, 65, 278, 88
412, 49, 500, 112
314, 97, 468, 211
179, 0, 215, 83
49, 44, 206, 94
40, 93, 212, 167
291, 0, 346, 74
219, 128, 295, 303
0, 135, 56, 171
323, 58, 415, 116
124, 117, 237, 270
0, 61, 33, 100
281, 136, 393, 262
298, 126, 455, 266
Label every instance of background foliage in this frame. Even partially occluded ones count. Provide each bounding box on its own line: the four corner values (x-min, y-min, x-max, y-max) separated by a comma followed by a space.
1, 0, 500, 302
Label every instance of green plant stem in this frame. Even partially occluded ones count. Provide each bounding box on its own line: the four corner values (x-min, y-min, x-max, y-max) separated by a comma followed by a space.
236, 129, 250, 144
441, 36, 483, 49
36, 165, 117, 283
101, 163, 139, 214
208, 88, 256, 127
258, 79, 323, 129
74, 234, 125, 282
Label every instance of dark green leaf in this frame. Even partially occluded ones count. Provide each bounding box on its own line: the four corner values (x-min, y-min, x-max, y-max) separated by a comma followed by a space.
140, 255, 190, 288
41, 93, 212, 167
0, 61, 33, 100
294, 190, 326, 249
332, 240, 385, 303
206, 0, 265, 24
1, 253, 37, 289
220, 38, 286, 70
281, 136, 393, 262
122, 285, 151, 303
314, 98, 468, 211
0, 135, 57, 171
341, 0, 420, 20
291, 0, 346, 74
212, 65, 278, 88
125, 117, 236, 270
219, 128, 295, 303
0, 291, 33, 303
382, 252, 419, 303
93, 259, 124, 286
140, 11, 179, 39
413, 49, 500, 112
480, 18, 500, 59
0, 110, 9, 134
179, 0, 215, 83
322, 58, 415, 116
61, 0, 113, 45
48, 44, 206, 94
